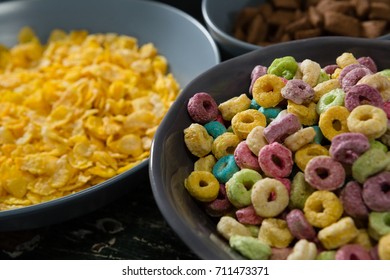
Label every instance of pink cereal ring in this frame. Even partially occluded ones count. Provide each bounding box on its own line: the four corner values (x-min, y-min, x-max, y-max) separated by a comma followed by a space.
187, 92, 218, 124
263, 113, 301, 143
329, 132, 370, 165
205, 184, 232, 217
345, 84, 384, 112
339, 181, 369, 220
335, 244, 372, 260
249, 65, 268, 94
234, 141, 261, 171
286, 209, 317, 241
258, 142, 293, 178
362, 171, 390, 212
304, 156, 346, 191
236, 205, 263, 225
281, 79, 314, 104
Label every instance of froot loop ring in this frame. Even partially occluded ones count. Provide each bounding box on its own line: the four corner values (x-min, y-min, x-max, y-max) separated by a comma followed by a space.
183, 52, 390, 260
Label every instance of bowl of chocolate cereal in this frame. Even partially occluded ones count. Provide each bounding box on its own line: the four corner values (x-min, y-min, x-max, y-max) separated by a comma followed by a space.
202, 0, 390, 56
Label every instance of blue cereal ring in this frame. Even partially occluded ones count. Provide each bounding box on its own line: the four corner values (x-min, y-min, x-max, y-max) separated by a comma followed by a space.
258, 106, 282, 123
250, 98, 260, 110
204, 121, 227, 139
311, 125, 324, 144
212, 155, 240, 184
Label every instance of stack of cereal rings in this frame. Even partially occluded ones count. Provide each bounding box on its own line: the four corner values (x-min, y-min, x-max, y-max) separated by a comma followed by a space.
183, 52, 390, 260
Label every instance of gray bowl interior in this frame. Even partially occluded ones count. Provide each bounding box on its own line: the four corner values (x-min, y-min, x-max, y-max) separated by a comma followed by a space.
202, 0, 390, 57
0, 0, 219, 232
150, 37, 390, 259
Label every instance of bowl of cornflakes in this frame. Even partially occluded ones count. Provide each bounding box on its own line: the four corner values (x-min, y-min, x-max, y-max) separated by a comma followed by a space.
202, 0, 390, 57
149, 37, 390, 259
0, 0, 220, 231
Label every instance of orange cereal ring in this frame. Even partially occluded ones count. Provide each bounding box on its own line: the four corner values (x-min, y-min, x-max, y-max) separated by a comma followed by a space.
287, 100, 318, 126
347, 104, 388, 140
294, 143, 329, 172
231, 109, 266, 140
304, 190, 343, 228
184, 171, 220, 202
252, 74, 285, 108
318, 105, 350, 141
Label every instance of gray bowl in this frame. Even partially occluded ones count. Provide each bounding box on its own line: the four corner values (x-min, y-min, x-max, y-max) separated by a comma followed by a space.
0, 0, 219, 232
149, 37, 390, 259
202, 0, 390, 57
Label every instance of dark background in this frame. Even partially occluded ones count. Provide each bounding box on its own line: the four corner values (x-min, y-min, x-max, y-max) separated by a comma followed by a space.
0, 0, 205, 260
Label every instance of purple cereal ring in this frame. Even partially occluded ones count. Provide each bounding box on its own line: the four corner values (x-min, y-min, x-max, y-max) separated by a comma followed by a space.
338, 64, 362, 82
236, 205, 263, 225
270, 247, 293, 260
362, 171, 390, 212
234, 141, 261, 171
249, 65, 268, 94
258, 142, 293, 178
187, 92, 218, 124
204, 184, 232, 217
329, 132, 370, 165
383, 102, 390, 119
263, 113, 301, 143
323, 64, 339, 75
335, 244, 372, 260
341, 66, 372, 92
304, 156, 346, 190
345, 84, 384, 111
281, 79, 314, 104
358, 56, 377, 73
286, 209, 316, 241
339, 181, 369, 220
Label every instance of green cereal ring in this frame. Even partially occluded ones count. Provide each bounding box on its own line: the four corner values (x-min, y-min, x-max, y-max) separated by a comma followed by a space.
229, 235, 271, 260
226, 169, 262, 208
316, 88, 345, 115
316, 250, 336, 260
352, 148, 390, 183
267, 56, 298, 80
368, 212, 390, 240
370, 139, 389, 153
184, 171, 220, 202
288, 171, 316, 210
317, 69, 331, 84
379, 69, 390, 78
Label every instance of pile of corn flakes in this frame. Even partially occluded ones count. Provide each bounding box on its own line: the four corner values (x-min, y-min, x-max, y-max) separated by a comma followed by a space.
0, 27, 180, 210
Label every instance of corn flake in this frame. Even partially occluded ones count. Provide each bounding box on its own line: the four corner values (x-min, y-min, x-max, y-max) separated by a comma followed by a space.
0, 27, 180, 210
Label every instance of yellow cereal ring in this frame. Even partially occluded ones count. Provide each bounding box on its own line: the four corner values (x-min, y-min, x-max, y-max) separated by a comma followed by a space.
251, 178, 289, 218
358, 73, 390, 102
218, 93, 251, 121
294, 143, 329, 172
318, 217, 359, 250
231, 109, 266, 140
246, 125, 267, 156
378, 233, 390, 260
194, 154, 217, 172
304, 190, 343, 228
183, 123, 213, 157
313, 79, 341, 103
318, 105, 350, 141
184, 171, 219, 202
252, 74, 285, 108
287, 101, 318, 126
258, 218, 294, 248
336, 52, 358, 68
300, 59, 322, 87
284, 127, 316, 152
347, 105, 387, 140
331, 68, 342, 79
351, 229, 373, 250
212, 132, 240, 159
287, 239, 317, 260
217, 216, 252, 241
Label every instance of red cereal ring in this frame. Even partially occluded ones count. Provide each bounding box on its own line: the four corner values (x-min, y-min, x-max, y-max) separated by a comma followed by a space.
204, 184, 232, 217
187, 92, 218, 124
339, 181, 369, 220
304, 156, 346, 191
335, 244, 372, 260
362, 171, 390, 212
286, 209, 316, 241
235, 205, 263, 225
258, 142, 293, 178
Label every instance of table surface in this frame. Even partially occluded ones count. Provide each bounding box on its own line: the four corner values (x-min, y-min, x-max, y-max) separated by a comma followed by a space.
0, 0, 228, 260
